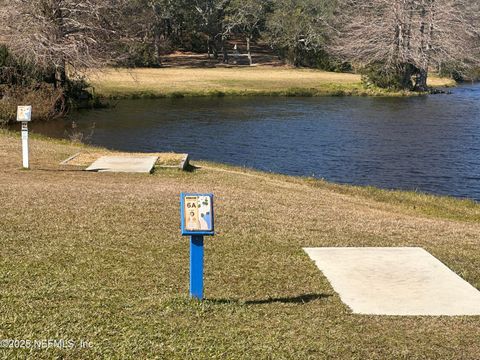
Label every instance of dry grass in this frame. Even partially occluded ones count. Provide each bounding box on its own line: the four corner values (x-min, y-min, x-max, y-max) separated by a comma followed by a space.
0, 131, 479, 359
427, 75, 457, 87
86, 67, 455, 99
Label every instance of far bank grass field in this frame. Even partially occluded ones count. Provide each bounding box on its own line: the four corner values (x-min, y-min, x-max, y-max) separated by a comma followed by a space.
0, 131, 479, 359
87, 67, 455, 99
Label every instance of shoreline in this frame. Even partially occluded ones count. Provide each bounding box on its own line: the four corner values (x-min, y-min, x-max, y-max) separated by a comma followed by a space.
93, 87, 416, 99
3, 128, 478, 209
2, 129, 478, 218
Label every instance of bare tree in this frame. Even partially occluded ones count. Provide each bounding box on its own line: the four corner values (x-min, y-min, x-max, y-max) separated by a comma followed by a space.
266, 0, 335, 66
122, 0, 187, 66
224, 0, 270, 65
334, 0, 480, 90
413, 0, 480, 89
193, 0, 229, 61
0, 0, 126, 88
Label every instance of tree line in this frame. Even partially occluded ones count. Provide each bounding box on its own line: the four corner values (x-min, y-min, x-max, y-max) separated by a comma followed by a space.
0, 0, 479, 93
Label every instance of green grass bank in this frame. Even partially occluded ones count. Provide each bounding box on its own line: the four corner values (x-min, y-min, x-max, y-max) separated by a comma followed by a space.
0, 131, 478, 359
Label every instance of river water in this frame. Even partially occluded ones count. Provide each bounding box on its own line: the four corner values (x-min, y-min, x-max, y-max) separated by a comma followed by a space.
27, 83, 480, 201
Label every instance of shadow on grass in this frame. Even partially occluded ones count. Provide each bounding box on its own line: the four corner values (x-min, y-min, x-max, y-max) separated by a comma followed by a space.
184, 163, 199, 172
31, 168, 86, 172
206, 293, 331, 305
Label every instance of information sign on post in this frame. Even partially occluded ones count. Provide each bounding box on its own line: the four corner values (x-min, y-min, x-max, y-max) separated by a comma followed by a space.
180, 193, 214, 300
17, 106, 32, 169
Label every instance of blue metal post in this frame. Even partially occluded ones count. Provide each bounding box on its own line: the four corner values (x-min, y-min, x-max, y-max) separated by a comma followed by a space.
190, 235, 204, 300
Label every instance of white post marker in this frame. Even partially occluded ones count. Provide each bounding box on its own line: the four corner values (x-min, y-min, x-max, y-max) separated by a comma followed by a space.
17, 105, 32, 169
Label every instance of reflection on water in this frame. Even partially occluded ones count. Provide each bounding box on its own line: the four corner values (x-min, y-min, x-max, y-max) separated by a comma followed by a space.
23, 83, 480, 200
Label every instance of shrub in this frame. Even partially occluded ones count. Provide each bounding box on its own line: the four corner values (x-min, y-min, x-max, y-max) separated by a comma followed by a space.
438, 62, 480, 82
361, 63, 415, 90
0, 84, 66, 124
0, 45, 48, 87
294, 49, 352, 72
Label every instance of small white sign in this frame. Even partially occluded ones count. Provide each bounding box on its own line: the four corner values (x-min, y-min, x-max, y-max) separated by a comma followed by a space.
17, 107, 31, 168
17, 106, 32, 122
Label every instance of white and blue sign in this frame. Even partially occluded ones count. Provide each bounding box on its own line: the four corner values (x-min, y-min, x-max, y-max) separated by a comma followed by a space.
181, 193, 214, 236
180, 193, 215, 300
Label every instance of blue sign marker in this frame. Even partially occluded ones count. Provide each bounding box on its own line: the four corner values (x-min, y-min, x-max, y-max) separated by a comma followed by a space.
180, 193, 214, 300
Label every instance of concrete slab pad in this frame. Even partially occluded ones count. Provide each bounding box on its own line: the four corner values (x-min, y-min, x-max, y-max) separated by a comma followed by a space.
85, 156, 158, 173
303, 247, 480, 316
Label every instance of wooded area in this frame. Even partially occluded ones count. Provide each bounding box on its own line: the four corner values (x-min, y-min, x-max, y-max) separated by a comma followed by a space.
0, 0, 479, 116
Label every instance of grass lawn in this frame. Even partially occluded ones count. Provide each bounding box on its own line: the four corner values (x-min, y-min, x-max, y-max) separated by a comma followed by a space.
87, 67, 456, 99
0, 131, 479, 359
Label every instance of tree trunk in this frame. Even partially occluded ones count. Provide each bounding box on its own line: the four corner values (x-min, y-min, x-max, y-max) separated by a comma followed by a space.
152, 4, 162, 66
399, 63, 414, 90
53, 4, 66, 89
246, 36, 252, 66
54, 61, 66, 89
153, 30, 162, 66
414, 67, 429, 91
221, 36, 228, 64
293, 48, 300, 67
286, 48, 295, 66
414, 0, 434, 92
209, 38, 218, 59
